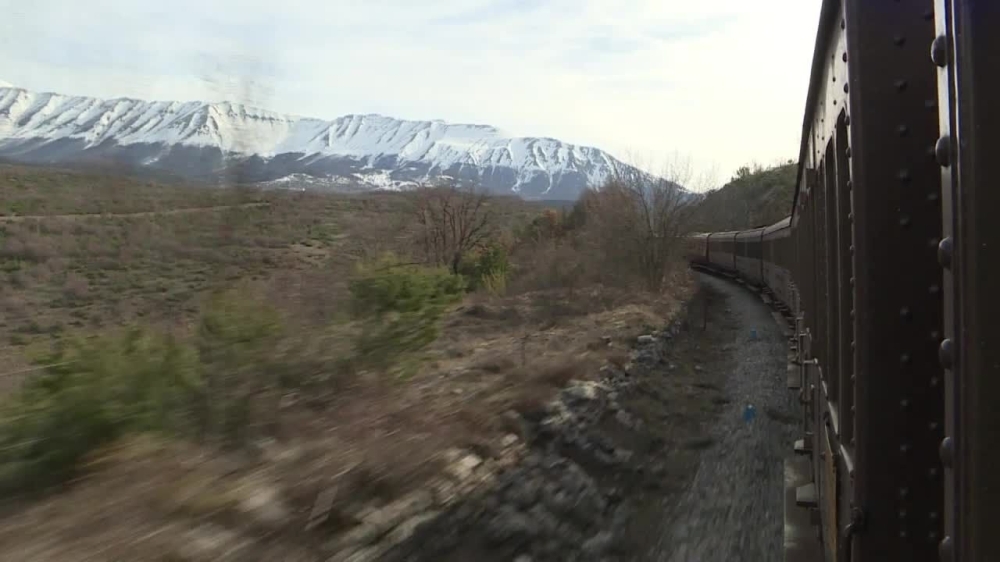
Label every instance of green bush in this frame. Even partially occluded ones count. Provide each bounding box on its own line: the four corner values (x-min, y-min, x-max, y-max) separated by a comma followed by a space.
0, 286, 289, 493
0, 329, 199, 493
349, 254, 465, 374
195, 287, 284, 442
458, 242, 509, 294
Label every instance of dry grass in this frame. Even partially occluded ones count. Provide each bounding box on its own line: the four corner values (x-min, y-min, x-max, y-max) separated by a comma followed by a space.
0, 164, 695, 560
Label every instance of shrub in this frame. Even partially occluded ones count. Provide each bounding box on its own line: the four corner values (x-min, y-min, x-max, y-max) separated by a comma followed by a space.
458, 242, 509, 294
349, 254, 465, 375
0, 285, 299, 493
195, 286, 284, 442
0, 329, 199, 493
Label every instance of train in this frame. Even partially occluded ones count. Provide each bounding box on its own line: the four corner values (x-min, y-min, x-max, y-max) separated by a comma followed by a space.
684, 1, 997, 561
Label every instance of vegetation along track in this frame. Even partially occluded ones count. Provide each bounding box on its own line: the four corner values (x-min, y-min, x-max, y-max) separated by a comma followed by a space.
381, 272, 799, 562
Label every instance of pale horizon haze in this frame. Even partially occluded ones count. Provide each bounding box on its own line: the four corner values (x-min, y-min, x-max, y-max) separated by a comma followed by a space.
0, 0, 822, 190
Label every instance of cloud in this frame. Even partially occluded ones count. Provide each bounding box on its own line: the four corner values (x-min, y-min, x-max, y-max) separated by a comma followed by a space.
0, 0, 822, 184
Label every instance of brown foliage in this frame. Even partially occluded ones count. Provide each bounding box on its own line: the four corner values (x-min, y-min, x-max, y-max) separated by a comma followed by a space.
411, 180, 495, 273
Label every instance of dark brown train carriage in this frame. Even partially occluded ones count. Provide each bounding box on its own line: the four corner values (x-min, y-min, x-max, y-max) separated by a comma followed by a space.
706, 231, 739, 274
761, 217, 793, 308
789, 0, 947, 560
933, 0, 1000, 559
734, 227, 766, 286
682, 233, 710, 266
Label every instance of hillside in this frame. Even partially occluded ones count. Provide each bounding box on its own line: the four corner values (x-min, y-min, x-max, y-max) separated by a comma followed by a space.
688, 162, 797, 231
0, 85, 645, 200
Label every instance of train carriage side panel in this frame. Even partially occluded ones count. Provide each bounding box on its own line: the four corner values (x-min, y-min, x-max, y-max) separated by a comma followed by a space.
735, 227, 766, 285
708, 231, 738, 273
762, 217, 793, 307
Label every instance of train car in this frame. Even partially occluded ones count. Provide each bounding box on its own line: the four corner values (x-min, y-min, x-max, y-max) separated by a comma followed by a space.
734, 227, 766, 286
761, 217, 793, 308
933, 0, 1000, 559
705, 231, 738, 273
681, 233, 710, 266
683, 0, 998, 559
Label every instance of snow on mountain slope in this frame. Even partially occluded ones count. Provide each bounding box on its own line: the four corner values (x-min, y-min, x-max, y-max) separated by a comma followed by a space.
0, 85, 648, 199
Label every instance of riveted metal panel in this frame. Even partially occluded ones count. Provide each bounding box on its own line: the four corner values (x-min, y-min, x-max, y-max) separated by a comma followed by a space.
834, 111, 856, 452
934, 1, 1000, 560
845, 0, 944, 560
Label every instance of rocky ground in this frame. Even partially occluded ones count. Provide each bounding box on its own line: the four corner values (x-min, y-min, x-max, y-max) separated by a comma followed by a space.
366, 272, 800, 562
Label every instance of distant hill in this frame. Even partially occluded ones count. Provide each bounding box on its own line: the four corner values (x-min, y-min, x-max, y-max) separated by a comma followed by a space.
688, 162, 796, 232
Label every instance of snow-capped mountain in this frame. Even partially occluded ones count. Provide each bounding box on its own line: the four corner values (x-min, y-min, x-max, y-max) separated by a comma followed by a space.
0, 84, 646, 199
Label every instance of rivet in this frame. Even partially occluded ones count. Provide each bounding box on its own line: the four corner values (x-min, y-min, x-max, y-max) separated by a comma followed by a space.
928, 191, 941, 202
929, 284, 940, 295
850, 276, 855, 286
929, 421, 940, 431
930, 530, 939, 542
931, 330, 941, 340
844, 83, 850, 94
900, 352, 911, 364
850, 309, 856, 319
846, 147, 852, 158
899, 168, 912, 182
929, 467, 939, 478
833, 75, 837, 82
850, 244, 855, 254
940, 536, 954, 561
900, 509, 908, 518
939, 338, 954, 369
938, 237, 953, 268
833, 100, 838, 106
851, 340, 856, 350
848, 212, 854, 220
894, 35, 906, 46
925, 99, 938, 110
900, 215, 911, 227
931, 35, 948, 67
845, 115, 851, 126
842, 52, 848, 63
931, 376, 940, 387
939, 437, 954, 467
930, 511, 939, 520
900, 306, 912, 320
901, 398, 910, 409
841, 19, 846, 30
898, 124, 909, 136
899, 487, 909, 498
935, 136, 951, 167
850, 374, 856, 382
900, 531, 908, 538
846, 180, 852, 189
900, 444, 910, 453
895, 79, 908, 91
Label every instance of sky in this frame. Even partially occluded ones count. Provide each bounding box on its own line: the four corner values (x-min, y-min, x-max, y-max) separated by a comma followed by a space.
0, 0, 822, 189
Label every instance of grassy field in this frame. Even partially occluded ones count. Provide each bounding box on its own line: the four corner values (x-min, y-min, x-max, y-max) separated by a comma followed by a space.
0, 163, 693, 561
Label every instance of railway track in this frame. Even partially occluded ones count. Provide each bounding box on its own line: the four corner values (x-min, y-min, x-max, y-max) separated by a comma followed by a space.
685, 1, 998, 560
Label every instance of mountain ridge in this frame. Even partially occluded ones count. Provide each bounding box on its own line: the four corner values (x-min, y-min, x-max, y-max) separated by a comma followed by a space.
0, 84, 647, 199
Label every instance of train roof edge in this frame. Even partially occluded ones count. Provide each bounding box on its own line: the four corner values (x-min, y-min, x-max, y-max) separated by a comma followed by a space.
792, 0, 842, 221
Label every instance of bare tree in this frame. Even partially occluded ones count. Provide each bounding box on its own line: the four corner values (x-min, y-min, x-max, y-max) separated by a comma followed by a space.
411, 179, 494, 274
578, 153, 699, 291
